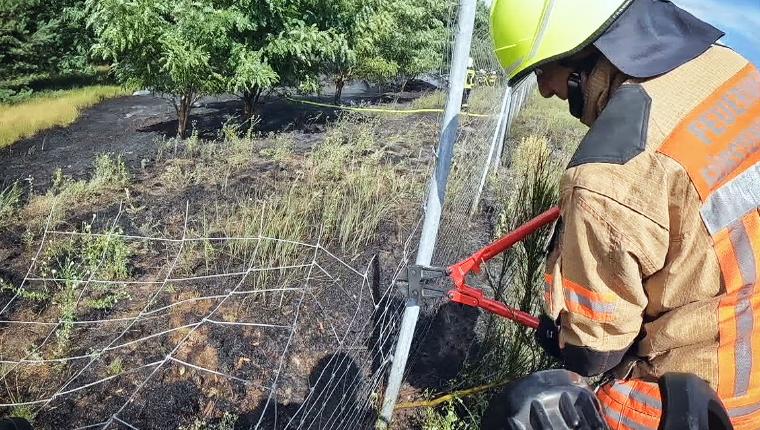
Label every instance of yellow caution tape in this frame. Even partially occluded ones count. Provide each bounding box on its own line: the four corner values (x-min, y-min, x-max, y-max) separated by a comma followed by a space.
393, 380, 507, 410
285, 96, 491, 118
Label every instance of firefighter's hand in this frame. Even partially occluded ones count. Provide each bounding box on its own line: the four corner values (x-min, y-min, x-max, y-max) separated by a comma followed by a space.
535, 314, 561, 359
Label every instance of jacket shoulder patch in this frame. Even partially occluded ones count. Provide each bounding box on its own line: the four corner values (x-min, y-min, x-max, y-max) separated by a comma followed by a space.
568, 84, 651, 168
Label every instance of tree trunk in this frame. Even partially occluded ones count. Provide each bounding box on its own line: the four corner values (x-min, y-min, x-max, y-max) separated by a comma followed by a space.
243, 89, 255, 120
400, 77, 409, 93
241, 86, 263, 131
334, 77, 345, 105
176, 92, 193, 139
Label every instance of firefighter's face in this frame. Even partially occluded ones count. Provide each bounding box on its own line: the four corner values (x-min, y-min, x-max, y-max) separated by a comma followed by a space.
535, 62, 573, 100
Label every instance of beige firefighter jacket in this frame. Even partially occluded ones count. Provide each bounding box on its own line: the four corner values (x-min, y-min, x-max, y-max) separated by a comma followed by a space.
544, 45, 760, 425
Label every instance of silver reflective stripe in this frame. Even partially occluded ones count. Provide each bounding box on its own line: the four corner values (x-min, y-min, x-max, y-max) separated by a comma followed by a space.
730, 400, 760, 418
611, 383, 662, 409
701, 162, 760, 236
602, 401, 655, 430
729, 221, 758, 396
564, 289, 615, 315
610, 382, 633, 398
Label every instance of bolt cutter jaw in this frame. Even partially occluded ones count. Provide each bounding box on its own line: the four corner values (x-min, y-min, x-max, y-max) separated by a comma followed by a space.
397, 207, 560, 330
397, 264, 450, 303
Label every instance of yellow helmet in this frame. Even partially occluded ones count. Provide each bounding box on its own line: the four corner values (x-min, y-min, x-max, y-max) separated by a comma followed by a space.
490, 0, 633, 84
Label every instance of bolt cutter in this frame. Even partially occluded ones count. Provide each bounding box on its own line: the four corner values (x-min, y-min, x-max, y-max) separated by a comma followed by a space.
398, 206, 560, 329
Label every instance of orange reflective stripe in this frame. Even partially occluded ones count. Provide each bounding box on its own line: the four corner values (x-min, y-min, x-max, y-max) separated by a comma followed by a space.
746, 216, 760, 396
717, 227, 741, 398
658, 64, 760, 200
544, 273, 618, 320
727, 395, 760, 430
717, 213, 760, 402
602, 380, 662, 416
598, 381, 661, 430
561, 277, 617, 322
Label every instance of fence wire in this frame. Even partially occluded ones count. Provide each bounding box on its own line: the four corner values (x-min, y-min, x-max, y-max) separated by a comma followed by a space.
0, 5, 536, 429
0, 200, 424, 429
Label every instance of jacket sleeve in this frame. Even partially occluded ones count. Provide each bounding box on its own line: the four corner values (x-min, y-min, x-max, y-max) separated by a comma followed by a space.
544, 183, 668, 377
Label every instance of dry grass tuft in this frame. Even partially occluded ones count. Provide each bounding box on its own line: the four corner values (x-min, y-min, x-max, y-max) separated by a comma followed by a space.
411, 91, 446, 110
0, 86, 130, 148
21, 153, 130, 231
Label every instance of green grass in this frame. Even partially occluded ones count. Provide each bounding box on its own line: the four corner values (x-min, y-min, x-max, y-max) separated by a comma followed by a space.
0, 85, 130, 148
107, 357, 124, 376
8, 405, 36, 425
36, 222, 132, 353
169, 113, 424, 294
410, 91, 446, 110
181, 412, 237, 430
21, 153, 130, 231
0, 182, 22, 227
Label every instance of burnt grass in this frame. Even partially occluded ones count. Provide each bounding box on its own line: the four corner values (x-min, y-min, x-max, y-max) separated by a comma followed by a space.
0, 89, 488, 429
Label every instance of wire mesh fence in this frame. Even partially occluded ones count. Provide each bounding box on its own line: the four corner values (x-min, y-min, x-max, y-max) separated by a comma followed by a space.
0, 2, 538, 429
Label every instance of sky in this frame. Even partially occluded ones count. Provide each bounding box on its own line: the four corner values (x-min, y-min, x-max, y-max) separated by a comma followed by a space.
672, 0, 760, 66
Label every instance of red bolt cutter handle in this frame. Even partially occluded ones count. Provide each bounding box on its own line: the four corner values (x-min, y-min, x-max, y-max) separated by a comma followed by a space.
446, 206, 560, 330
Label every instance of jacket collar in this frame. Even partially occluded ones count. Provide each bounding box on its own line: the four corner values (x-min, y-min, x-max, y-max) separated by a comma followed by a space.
580, 57, 629, 126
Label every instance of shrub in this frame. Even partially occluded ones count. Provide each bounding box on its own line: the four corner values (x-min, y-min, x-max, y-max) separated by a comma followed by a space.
91, 153, 130, 189
21, 154, 131, 231
35, 223, 132, 352
0, 182, 22, 227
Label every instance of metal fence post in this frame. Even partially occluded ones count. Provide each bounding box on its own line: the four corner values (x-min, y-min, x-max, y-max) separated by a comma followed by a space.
470, 85, 512, 215
375, 0, 477, 427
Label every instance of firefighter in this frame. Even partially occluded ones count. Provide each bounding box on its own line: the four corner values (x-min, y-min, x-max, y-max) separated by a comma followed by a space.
487, 70, 498, 87
490, 0, 759, 429
463, 57, 476, 110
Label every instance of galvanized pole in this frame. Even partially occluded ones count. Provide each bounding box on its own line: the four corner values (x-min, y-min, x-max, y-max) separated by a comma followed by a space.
499, 83, 520, 164
470, 85, 512, 215
375, 0, 477, 427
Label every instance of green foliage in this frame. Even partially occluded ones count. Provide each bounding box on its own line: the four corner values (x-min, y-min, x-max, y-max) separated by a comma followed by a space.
86, 0, 243, 136
366, 0, 451, 82
0, 182, 22, 226
181, 412, 237, 430
34, 223, 132, 351
315, 0, 452, 100
422, 397, 484, 430
87, 0, 352, 128
0, 0, 94, 82
8, 404, 36, 425
223, 0, 351, 115
0, 278, 49, 302
107, 357, 123, 376
91, 153, 130, 189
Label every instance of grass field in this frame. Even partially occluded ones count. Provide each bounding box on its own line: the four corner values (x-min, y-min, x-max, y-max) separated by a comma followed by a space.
0, 86, 586, 429
0, 85, 130, 148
